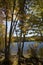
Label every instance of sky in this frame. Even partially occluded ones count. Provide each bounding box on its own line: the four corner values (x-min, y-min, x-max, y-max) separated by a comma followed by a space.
6, 21, 38, 37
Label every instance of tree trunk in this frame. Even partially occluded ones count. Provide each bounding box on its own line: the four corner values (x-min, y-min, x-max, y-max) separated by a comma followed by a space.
8, 5, 14, 58
21, 34, 25, 56
5, 10, 8, 60
17, 31, 22, 65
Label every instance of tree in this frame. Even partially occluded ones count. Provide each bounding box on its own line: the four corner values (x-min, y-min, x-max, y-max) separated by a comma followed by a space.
0, 0, 16, 64
0, 0, 43, 65
0, 9, 5, 52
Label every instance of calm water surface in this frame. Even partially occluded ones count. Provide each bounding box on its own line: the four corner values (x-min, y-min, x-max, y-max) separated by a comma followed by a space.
10, 42, 43, 55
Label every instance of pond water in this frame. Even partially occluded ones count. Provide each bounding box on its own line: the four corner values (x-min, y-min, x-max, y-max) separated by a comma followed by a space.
10, 42, 43, 55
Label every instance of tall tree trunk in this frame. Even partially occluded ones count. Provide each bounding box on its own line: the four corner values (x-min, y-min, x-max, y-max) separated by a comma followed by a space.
17, 30, 22, 65
21, 34, 25, 56
5, 8, 8, 60
8, 6, 14, 58
8, 1, 15, 58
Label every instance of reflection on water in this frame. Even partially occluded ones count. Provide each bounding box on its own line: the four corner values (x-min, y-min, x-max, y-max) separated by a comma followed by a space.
10, 42, 34, 55
0, 42, 43, 65
10, 42, 43, 56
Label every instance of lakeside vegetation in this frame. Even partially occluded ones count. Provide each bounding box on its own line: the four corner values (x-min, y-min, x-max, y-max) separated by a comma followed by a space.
3, 36, 43, 42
